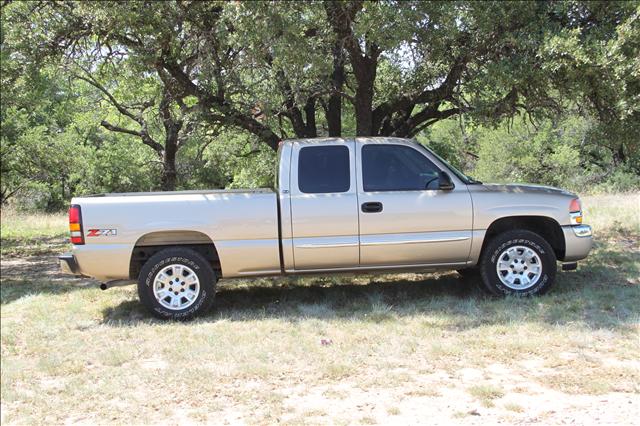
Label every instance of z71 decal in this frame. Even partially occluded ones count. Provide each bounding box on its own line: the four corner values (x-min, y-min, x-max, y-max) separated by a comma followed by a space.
87, 229, 117, 237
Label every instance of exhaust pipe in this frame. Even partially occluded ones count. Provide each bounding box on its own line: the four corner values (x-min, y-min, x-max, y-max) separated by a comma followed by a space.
100, 280, 136, 291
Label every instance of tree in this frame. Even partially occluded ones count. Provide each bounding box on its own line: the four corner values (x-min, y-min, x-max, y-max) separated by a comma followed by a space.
8, 1, 635, 151
538, 2, 640, 169
74, 66, 195, 191
2, 0, 638, 206
0, 43, 81, 207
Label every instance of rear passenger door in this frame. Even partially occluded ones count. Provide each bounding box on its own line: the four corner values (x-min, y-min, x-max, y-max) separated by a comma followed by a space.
357, 142, 473, 266
289, 140, 359, 270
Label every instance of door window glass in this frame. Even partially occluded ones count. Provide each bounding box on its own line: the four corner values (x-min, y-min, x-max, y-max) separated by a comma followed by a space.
298, 145, 350, 193
362, 144, 440, 191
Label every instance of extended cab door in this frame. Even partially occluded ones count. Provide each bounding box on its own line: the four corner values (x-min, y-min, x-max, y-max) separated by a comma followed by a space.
356, 139, 473, 266
289, 139, 359, 270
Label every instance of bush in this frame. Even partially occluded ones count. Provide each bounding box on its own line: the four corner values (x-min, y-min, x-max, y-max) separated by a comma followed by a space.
420, 115, 639, 194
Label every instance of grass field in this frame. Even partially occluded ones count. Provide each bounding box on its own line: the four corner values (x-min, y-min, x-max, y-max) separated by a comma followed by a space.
1, 194, 639, 424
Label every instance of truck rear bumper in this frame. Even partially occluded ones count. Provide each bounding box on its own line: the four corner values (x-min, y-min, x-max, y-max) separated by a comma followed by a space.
59, 253, 80, 275
68, 243, 131, 281
562, 225, 593, 262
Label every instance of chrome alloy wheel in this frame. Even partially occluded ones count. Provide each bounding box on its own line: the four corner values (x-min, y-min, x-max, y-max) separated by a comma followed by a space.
153, 264, 200, 310
496, 245, 542, 290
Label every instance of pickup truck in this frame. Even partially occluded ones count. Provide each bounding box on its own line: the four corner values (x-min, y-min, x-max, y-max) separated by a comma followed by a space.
59, 137, 593, 319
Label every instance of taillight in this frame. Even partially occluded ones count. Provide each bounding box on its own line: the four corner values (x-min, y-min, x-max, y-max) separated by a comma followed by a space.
569, 198, 583, 225
69, 204, 84, 245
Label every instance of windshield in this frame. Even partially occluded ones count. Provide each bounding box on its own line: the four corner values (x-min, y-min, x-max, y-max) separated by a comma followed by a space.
420, 144, 482, 185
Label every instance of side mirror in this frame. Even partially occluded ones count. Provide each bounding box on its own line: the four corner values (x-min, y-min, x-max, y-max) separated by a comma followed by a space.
438, 171, 455, 190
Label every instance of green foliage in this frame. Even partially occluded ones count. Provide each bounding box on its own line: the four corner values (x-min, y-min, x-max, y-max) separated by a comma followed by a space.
417, 118, 478, 172
421, 114, 640, 194
474, 119, 583, 188
178, 131, 276, 190
591, 166, 640, 193
75, 138, 157, 196
1, 1, 638, 211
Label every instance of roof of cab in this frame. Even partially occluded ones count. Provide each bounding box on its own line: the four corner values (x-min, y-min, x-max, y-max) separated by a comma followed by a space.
280, 136, 415, 145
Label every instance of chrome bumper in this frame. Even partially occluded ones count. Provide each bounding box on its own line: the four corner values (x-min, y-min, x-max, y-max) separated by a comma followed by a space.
59, 253, 80, 275
561, 225, 593, 262
571, 225, 592, 237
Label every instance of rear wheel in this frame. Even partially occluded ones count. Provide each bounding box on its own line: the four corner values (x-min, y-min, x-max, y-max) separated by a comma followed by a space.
138, 247, 217, 320
479, 230, 556, 296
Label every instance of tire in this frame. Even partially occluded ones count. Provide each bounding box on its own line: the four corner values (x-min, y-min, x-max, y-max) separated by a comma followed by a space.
479, 230, 556, 296
457, 267, 480, 279
138, 247, 217, 320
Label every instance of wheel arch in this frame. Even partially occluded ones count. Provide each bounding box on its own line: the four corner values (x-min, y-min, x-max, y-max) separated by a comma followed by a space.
480, 215, 566, 261
129, 230, 221, 280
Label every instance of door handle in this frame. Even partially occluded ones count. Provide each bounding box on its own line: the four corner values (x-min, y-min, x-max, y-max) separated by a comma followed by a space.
361, 202, 383, 213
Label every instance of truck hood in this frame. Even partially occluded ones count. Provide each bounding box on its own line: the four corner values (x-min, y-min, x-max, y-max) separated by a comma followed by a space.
473, 183, 576, 197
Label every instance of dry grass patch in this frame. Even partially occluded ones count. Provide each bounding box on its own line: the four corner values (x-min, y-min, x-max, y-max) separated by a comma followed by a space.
0, 209, 68, 257
468, 384, 505, 407
503, 402, 524, 412
386, 406, 401, 416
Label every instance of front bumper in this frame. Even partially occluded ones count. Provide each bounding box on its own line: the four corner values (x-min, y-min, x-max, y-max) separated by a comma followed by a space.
59, 253, 80, 275
561, 225, 593, 262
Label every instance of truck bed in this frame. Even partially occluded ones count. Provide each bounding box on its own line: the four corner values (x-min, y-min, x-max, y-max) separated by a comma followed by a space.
71, 189, 281, 280
82, 188, 274, 197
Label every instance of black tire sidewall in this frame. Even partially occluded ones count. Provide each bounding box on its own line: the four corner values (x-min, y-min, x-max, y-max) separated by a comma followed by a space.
138, 248, 216, 320
480, 231, 556, 296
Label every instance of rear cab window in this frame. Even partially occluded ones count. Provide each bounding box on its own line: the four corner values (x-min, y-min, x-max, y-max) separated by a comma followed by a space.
298, 145, 350, 193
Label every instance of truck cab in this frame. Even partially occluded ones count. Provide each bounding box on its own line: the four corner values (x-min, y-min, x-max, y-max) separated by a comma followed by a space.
278, 137, 474, 272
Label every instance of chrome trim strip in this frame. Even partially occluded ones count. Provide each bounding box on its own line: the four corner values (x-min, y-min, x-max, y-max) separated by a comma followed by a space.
572, 225, 592, 237
297, 243, 359, 249
360, 236, 470, 246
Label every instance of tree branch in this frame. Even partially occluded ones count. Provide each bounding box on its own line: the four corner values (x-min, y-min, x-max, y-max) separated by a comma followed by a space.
100, 120, 164, 154
160, 55, 282, 150
74, 71, 143, 125
372, 54, 467, 134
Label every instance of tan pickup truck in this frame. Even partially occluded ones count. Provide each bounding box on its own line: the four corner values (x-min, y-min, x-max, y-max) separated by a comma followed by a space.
59, 137, 593, 319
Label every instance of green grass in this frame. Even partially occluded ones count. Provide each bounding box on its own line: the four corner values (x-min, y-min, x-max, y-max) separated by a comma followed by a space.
1, 194, 639, 424
582, 194, 640, 237
0, 210, 69, 257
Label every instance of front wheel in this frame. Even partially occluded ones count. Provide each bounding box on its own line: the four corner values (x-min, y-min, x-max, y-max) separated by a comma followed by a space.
138, 247, 217, 320
479, 230, 556, 296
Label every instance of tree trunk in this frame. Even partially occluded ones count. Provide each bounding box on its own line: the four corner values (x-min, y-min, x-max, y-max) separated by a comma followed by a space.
327, 42, 344, 137
161, 154, 177, 191
353, 62, 376, 136
304, 97, 318, 138
161, 138, 178, 191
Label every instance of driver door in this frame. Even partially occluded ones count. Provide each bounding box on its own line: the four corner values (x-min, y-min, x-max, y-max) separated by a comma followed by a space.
356, 141, 473, 266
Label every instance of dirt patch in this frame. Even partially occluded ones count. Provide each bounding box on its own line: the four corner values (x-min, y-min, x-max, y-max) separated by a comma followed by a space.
0, 254, 97, 304
272, 364, 640, 425
1, 255, 62, 279
270, 370, 639, 425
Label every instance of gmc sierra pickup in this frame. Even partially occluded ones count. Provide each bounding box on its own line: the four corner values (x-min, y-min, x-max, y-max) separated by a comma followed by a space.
59, 137, 593, 319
